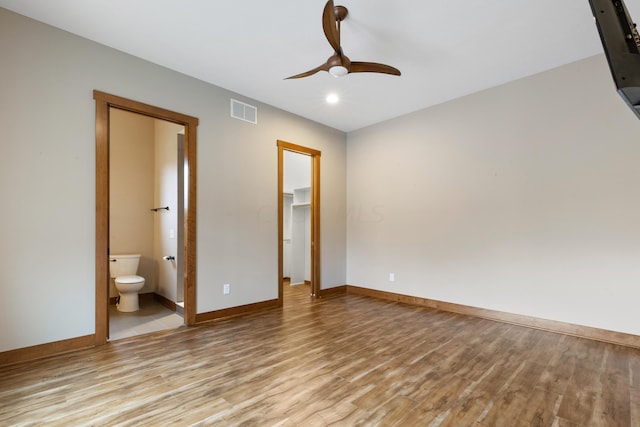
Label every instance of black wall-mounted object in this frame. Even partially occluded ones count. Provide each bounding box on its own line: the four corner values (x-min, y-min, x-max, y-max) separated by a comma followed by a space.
150, 206, 170, 212
589, 0, 640, 119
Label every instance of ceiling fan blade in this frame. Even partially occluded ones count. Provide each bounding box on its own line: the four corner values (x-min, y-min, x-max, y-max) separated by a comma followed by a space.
286, 2, 401, 80
322, 0, 341, 53
285, 63, 330, 79
350, 61, 401, 76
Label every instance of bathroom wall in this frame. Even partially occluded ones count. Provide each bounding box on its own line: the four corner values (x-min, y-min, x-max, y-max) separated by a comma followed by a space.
109, 109, 156, 296
154, 119, 184, 303
0, 7, 347, 353
110, 112, 183, 301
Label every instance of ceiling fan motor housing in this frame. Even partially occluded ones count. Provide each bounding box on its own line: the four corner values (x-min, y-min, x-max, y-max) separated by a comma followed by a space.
334, 5, 348, 21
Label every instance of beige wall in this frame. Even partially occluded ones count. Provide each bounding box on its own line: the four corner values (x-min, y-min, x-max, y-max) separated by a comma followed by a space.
109, 109, 156, 296
347, 55, 640, 336
109, 111, 184, 300
0, 8, 347, 352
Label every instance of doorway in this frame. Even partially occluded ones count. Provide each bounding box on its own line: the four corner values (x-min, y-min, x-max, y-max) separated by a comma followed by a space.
94, 91, 199, 345
277, 140, 321, 305
108, 109, 184, 339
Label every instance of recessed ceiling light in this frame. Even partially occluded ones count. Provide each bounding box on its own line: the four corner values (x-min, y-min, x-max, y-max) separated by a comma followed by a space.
326, 93, 339, 104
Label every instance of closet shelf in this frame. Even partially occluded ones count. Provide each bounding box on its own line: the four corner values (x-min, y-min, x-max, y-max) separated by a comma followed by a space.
292, 202, 311, 207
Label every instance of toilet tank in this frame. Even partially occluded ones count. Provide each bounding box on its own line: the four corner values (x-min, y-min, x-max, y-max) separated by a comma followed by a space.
109, 254, 141, 278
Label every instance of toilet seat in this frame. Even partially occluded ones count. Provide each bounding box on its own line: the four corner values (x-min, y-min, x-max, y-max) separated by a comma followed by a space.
115, 275, 144, 284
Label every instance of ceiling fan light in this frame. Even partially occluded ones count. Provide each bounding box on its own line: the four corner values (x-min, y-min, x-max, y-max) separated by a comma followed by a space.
329, 65, 348, 77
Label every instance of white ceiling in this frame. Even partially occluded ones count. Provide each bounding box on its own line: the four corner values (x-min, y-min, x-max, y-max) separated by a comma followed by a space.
0, 0, 632, 132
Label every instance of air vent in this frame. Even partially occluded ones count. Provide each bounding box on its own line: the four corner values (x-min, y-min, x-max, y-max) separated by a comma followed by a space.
230, 99, 257, 124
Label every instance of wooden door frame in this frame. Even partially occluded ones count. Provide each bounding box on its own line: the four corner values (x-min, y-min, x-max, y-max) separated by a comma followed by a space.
277, 140, 321, 304
94, 90, 199, 345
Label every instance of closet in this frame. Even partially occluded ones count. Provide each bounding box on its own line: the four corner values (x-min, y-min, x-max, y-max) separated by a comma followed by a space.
282, 192, 293, 279
283, 150, 311, 286
289, 187, 311, 285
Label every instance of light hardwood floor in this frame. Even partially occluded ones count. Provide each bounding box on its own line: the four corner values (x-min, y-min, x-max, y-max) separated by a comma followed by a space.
1, 283, 639, 426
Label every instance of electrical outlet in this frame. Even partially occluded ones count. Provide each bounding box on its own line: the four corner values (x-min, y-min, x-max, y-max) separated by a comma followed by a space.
223, 284, 230, 295
389, 273, 395, 282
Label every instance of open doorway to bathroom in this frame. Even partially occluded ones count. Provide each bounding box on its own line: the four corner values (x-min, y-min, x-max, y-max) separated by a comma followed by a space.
108, 109, 185, 340
94, 91, 199, 345
277, 140, 321, 305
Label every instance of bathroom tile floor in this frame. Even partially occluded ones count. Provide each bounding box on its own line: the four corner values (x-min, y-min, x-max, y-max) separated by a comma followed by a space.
108, 299, 184, 341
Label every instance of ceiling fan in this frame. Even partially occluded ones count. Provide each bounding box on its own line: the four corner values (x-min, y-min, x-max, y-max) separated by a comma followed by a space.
286, 0, 401, 79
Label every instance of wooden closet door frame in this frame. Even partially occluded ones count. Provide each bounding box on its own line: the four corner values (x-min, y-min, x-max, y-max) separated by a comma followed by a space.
94, 90, 199, 345
277, 140, 321, 303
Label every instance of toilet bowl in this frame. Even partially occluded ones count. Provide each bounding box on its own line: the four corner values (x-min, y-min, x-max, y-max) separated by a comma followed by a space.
109, 254, 145, 312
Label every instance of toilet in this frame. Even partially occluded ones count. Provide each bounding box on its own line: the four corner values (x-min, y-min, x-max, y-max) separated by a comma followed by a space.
109, 254, 145, 312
